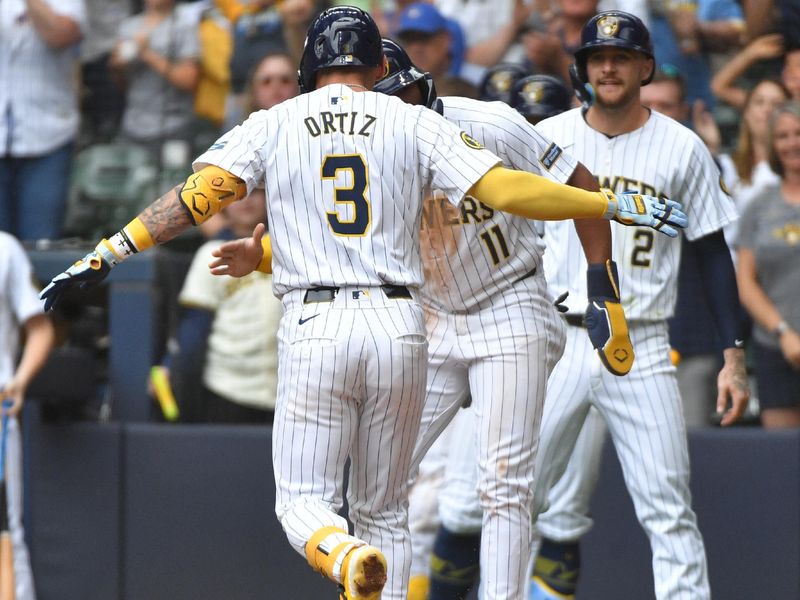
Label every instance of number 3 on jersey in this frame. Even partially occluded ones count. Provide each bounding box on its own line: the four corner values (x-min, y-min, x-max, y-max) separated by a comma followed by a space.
323, 154, 370, 236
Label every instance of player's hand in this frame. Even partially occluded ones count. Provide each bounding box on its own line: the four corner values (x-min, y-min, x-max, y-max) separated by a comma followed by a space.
602, 189, 688, 238
39, 241, 117, 312
208, 222, 265, 277
585, 260, 634, 376
716, 347, 750, 426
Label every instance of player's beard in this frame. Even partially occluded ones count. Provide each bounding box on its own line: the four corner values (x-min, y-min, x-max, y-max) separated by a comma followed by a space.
592, 80, 641, 114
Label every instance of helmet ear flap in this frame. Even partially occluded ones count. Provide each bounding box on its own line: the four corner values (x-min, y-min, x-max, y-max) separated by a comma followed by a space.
569, 63, 594, 107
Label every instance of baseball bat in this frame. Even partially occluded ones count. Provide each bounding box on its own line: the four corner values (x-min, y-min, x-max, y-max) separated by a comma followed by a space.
149, 366, 180, 422
0, 401, 15, 600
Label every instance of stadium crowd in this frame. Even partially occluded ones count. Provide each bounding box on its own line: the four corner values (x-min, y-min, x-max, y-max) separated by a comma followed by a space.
6, 0, 794, 427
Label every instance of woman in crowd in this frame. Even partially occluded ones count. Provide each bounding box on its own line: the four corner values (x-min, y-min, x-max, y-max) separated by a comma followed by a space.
718, 78, 789, 244
736, 101, 800, 428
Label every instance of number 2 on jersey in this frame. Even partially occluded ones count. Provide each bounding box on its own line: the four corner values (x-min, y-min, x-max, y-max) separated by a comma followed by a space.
631, 229, 654, 267
323, 154, 370, 236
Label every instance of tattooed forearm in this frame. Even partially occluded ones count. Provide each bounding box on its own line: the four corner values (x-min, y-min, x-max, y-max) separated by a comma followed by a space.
138, 185, 193, 245
723, 347, 749, 393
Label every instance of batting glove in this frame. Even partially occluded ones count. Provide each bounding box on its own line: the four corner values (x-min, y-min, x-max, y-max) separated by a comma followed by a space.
585, 260, 634, 376
39, 240, 118, 312
601, 189, 687, 238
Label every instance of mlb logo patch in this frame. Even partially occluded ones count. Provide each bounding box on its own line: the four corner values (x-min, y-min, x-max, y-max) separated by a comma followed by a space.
540, 143, 563, 170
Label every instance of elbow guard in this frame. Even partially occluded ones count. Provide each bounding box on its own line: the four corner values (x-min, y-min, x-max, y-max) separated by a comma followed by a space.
179, 166, 247, 225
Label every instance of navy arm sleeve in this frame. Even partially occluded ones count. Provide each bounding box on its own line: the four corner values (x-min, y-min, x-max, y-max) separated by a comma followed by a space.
691, 230, 745, 349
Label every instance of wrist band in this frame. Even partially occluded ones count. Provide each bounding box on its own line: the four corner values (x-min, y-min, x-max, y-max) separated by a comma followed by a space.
106, 218, 155, 262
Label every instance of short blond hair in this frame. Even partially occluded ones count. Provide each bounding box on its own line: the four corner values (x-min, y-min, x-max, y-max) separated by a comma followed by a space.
767, 101, 800, 177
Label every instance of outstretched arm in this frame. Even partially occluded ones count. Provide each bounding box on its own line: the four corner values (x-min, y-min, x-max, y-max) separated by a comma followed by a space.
40, 166, 247, 311
469, 166, 687, 236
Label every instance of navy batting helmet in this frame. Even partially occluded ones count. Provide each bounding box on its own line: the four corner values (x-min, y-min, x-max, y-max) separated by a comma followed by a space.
574, 11, 654, 85
511, 75, 573, 122
298, 7, 383, 93
479, 63, 530, 104
373, 39, 438, 109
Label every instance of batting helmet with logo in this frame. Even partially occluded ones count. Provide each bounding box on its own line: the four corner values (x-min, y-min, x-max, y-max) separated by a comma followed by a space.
511, 75, 573, 122
478, 63, 530, 104
298, 7, 383, 93
373, 39, 438, 109
574, 11, 654, 85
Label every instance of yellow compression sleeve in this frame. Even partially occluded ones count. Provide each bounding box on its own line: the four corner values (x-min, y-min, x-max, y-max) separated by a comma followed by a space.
257, 234, 272, 274
468, 166, 611, 220
179, 165, 247, 225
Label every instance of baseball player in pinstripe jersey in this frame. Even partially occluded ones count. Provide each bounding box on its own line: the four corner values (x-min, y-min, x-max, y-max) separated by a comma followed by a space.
383, 45, 609, 600
40, 7, 688, 598
524, 12, 751, 600
211, 38, 687, 600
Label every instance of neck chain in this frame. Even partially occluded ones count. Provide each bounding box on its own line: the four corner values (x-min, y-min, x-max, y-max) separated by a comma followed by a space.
347, 84, 369, 92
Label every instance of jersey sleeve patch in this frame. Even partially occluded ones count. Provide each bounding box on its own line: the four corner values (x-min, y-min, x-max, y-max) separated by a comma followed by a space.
540, 143, 563, 170
460, 131, 484, 149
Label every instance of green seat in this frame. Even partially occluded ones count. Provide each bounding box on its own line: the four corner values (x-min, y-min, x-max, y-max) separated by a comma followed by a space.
63, 143, 159, 240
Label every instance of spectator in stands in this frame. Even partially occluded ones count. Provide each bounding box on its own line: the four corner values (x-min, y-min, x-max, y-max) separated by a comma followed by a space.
717, 79, 789, 245
80, 0, 132, 144
711, 34, 796, 110
224, 51, 298, 129
205, 51, 298, 238
0, 0, 86, 241
0, 231, 55, 600
736, 101, 800, 428
244, 52, 299, 116
650, 0, 745, 108
520, 0, 645, 88
217, 0, 313, 108
194, 5, 234, 136
433, 0, 536, 75
396, 2, 473, 96
523, 0, 599, 84
110, 0, 200, 166
159, 191, 282, 424
642, 67, 726, 427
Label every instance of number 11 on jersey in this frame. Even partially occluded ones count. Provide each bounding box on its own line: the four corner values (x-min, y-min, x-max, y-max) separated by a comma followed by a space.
480, 224, 510, 265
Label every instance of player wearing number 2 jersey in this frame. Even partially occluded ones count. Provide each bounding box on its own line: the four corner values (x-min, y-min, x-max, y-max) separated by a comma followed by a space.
39, 8, 688, 600
526, 12, 751, 600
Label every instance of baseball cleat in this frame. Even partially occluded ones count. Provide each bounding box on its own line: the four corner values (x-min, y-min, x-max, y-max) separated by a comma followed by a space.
340, 545, 387, 600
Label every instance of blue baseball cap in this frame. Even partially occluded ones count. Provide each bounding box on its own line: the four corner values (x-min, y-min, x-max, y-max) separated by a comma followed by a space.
397, 3, 448, 35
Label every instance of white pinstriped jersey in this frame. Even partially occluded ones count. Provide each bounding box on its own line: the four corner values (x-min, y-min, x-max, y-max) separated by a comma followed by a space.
194, 84, 500, 297
538, 108, 738, 320
420, 97, 577, 313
